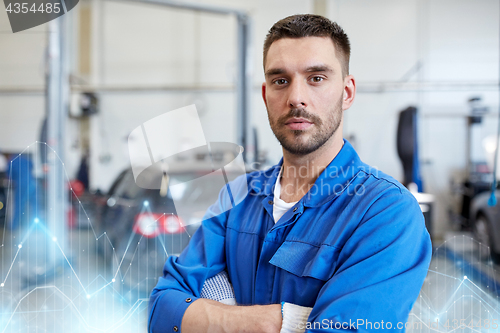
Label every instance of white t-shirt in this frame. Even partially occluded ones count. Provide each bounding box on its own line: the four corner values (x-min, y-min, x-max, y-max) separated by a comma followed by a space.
273, 167, 298, 223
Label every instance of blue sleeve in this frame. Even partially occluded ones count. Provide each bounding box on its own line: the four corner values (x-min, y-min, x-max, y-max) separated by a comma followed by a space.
306, 191, 432, 332
147, 185, 232, 333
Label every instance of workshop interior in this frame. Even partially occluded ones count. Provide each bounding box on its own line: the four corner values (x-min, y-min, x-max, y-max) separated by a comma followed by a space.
1, 0, 500, 332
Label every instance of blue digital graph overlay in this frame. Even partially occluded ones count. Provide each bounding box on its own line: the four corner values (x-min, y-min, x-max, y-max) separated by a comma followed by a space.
0, 142, 192, 332
407, 235, 500, 332
1, 143, 500, 331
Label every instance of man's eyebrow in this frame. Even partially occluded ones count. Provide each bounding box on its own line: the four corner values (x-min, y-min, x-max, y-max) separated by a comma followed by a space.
305, 65, 333, 73
265, 65, 334, 77
265, 68, 285, 77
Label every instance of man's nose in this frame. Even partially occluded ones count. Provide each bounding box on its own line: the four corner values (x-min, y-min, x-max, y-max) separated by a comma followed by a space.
286, 80, 308, 108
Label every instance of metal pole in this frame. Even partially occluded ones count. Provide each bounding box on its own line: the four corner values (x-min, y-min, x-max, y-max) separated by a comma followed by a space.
46, 16, 67, 264
236, 14, 252, 162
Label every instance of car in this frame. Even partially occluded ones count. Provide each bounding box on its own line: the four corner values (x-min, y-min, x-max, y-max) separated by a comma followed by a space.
470, 189, 500, 263
92, 168, 192, 294
92, 147, 247, 294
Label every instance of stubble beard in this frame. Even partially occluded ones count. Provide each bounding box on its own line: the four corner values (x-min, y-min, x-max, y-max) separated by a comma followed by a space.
268, 96, 343, 155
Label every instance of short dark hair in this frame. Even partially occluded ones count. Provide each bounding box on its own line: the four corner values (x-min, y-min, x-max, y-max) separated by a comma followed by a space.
263, 14, 351, 77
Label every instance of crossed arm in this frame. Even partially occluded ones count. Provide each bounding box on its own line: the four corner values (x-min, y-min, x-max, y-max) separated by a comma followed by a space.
181, 299, 282, 333
180, 269, 282, 332
181, 271, 311, 333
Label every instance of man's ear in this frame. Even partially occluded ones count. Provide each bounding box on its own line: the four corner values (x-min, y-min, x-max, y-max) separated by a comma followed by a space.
261, 83, 268, 108
342, 75, 356, 111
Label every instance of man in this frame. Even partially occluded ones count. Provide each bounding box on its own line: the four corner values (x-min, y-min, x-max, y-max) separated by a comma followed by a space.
148, 14, 432, 333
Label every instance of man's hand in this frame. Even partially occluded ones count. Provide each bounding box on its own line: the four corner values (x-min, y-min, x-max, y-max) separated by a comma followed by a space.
181, 298, 282, 333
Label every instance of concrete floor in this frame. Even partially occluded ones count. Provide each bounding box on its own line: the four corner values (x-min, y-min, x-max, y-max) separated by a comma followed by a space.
1, 227, 500, 332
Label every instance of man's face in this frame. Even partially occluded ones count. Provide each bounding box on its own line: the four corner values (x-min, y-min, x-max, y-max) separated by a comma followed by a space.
262, 37, 354, 155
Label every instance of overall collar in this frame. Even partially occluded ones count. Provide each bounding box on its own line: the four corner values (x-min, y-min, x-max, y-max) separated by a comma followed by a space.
249, 139, 366, 207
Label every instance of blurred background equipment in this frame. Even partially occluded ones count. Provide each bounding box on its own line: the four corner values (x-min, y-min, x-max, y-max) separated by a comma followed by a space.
7, 153, 37, 230
397, 105, 434, 238
468, 98, 500, 263
397, 106, 423, 192
459, 97, 493, 227
0, 153, 9, 226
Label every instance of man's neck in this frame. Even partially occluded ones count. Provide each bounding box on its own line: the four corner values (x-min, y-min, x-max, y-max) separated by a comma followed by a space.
279, 135, 344, 203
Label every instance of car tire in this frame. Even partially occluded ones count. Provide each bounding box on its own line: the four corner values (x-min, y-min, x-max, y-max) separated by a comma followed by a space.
474, 214, 500, 264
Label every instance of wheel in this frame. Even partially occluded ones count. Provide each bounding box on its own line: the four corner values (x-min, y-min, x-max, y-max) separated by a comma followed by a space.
474, 214, 500, 264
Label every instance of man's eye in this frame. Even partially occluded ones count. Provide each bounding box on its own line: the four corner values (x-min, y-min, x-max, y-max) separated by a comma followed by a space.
274, 79, 288, 85
311, 76, 324, 83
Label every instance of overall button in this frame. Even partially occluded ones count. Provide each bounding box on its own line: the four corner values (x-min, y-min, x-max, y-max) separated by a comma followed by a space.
173, 326, 178, 332
185, 298, 192, 303
293, 207, 298, 212
268, 200, 273, 205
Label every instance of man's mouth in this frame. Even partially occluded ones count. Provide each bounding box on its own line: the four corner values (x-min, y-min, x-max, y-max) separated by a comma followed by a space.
284, 117, 313, 130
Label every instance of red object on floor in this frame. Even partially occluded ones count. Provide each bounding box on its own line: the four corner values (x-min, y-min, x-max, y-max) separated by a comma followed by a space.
69, 180, 85, 198
67, 205, 76, 229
